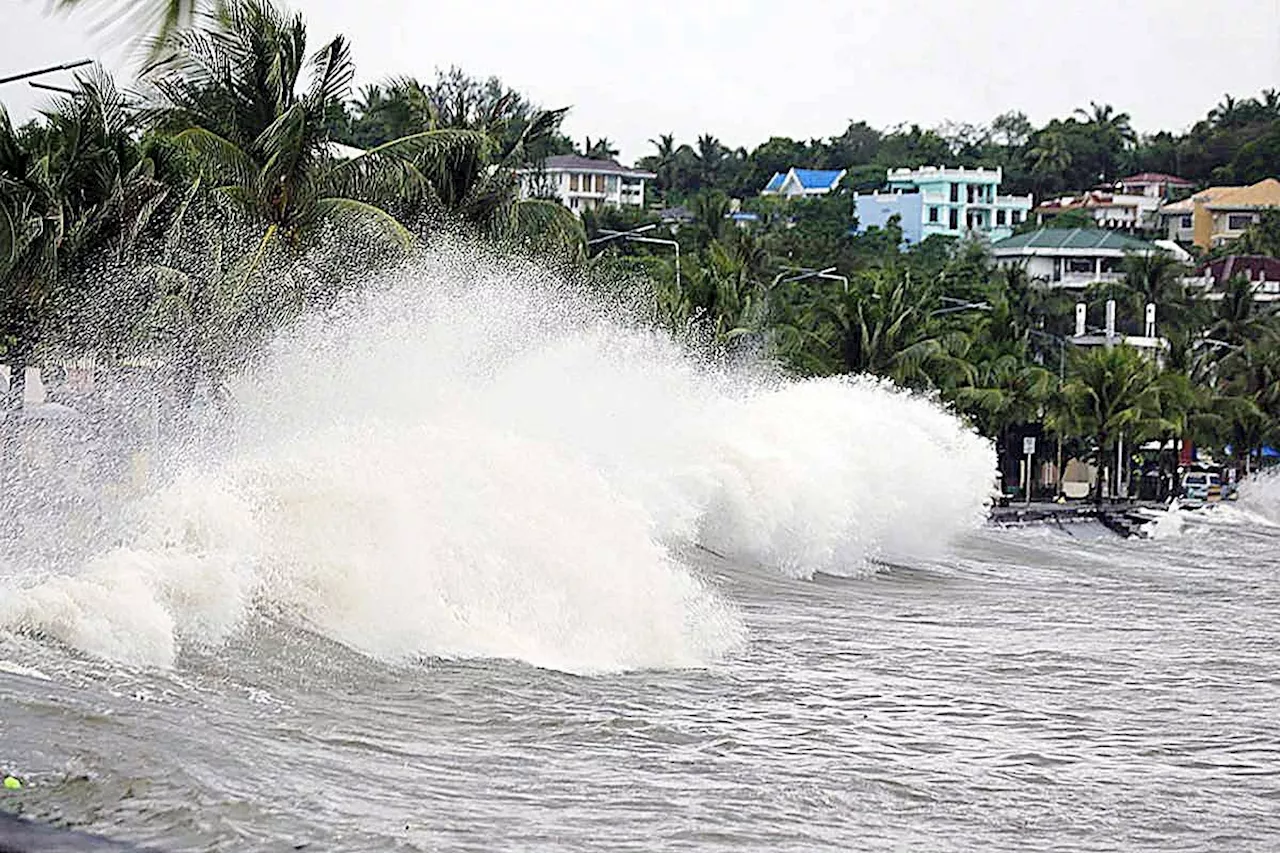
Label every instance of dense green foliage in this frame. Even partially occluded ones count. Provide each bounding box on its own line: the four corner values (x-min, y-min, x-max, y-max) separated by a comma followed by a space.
5, 0, 1280, 499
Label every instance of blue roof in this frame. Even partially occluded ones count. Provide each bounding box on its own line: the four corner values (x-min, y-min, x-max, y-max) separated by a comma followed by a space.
764, 172, 785, 192
793, 169, 844, 189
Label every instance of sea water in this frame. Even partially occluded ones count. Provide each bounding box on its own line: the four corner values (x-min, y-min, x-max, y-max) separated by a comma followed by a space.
1, 248, 1277, 851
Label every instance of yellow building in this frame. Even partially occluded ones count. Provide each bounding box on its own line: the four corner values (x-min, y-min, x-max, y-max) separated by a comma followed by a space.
1159, 177, 1280, 250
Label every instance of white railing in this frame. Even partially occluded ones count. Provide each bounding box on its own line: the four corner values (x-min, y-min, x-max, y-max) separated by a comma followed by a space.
1048, 272, 1126, 288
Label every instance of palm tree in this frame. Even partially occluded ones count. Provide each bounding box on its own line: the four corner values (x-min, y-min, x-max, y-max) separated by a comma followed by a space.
1, 72, 170, 515
1075, 102, 1136, 145
646, 133, 678, 196
55, 0, 208, 58
1059, 344, 1163, 503
1121, 251, 1197, 336
1208, 274, 1268, 346
582, 137, 618, 160
1026, 131, 1072, 193
804, 268, 970, 389
695, 134, 726, 189
145, 0, 444, 261
2, 72, 169, 412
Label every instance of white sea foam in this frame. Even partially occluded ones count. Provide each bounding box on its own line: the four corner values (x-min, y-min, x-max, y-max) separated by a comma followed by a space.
0, 246, 994, 670
1236, 468, 1280, 526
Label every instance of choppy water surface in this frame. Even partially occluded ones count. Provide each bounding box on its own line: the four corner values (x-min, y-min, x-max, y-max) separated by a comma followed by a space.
2, 252, 1278, 850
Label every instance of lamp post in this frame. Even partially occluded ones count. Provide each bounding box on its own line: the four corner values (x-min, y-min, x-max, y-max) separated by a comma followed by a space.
1028, 327, 1069, 495
771, 266, 848, 292
588, 224, 680, 292
0, 59, 92, 87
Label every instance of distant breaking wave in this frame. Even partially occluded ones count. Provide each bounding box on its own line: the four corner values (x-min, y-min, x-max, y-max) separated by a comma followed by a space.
0, 245, 994, 672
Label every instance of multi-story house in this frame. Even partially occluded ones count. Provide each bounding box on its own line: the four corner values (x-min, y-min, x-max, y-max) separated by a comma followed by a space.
517, 154, 656, 215
1114, 172, 1194, 200
1158, 178, 1280, 249
854, 166, 1032, 243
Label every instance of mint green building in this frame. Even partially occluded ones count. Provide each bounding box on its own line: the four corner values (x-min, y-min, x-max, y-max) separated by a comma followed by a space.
886, 166, 1033, 241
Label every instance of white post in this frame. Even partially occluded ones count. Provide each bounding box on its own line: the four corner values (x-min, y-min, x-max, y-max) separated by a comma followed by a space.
1026, 450, 1034, 505
1105, 299, 1117, 346
1075, 302, 1087, 338
1116, 433, 1125, 499
1145, 302, 1156, 338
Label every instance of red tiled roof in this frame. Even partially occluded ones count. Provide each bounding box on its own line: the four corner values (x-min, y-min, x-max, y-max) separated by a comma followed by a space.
1118, 172, 1194, 186
1197, 255, 1280, 284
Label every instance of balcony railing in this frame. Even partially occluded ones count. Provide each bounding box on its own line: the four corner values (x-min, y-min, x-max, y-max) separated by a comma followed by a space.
1049, 271, 1125, 288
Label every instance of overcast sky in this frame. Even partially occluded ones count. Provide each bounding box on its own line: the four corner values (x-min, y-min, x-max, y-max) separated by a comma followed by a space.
4, 0, 1279, 162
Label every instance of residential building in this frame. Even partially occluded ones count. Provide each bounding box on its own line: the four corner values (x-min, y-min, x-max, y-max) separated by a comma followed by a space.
761, 168, 846, 199
991, 227, 1163, 289
1183, 255, 1280, 303
517, 154, 655, 214
1034, 191, 1161, 233
852, 191, 926, 243
1158, 178, 1280, 249
881, 165, 1032, 241
1114, 172, 1194, 200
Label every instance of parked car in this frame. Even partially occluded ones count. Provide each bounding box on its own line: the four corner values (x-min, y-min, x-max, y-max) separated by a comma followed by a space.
1180, 471, 1223, 503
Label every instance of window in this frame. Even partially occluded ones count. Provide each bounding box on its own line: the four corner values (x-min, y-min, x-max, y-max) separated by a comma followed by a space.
929, 206, 939, 223
595, 174, 606, 193
950, 183, 959, 203
569, 174, 579, 191
1067, 257, 1094, 274
996, 210, 1007, 226
1228, 213, 1255, 231
1180, 215, 1193, 228
949, 209, 959, 230
1011, 210, 1022, 224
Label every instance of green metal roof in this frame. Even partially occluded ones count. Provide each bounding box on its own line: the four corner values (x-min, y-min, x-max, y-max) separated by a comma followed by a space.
991, 227, 1156, 253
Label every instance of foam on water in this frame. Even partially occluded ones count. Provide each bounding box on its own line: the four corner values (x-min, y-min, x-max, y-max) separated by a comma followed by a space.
1236, 468, 1280, 526
0, 247, 994, 671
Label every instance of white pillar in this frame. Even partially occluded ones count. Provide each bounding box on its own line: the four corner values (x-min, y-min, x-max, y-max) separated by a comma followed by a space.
1105, 299, 1116, 345
1075, 303, 1087, 337
1145, 303, 1156, 338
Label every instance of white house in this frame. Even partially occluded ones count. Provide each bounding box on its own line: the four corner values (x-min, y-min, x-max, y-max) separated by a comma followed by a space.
761, 168, 846, 199
518, 154, 656, 215
991, 227, 1164, 289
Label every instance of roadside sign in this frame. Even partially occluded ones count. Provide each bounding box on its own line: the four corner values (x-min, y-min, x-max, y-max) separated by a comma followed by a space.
1023, 436, 1036, 455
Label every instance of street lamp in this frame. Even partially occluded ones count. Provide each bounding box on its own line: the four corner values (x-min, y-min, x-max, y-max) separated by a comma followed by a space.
0, 59, 93, 87
771, 266, 849, 292
588, 224, 680, 292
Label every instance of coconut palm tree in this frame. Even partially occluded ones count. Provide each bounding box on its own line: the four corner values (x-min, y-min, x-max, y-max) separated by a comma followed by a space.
804, 268, 971, 389
1, 72, 169, 416
1026, 131, 1072, 193
1059, 344, 1163, 503
1120, 251, 1199, 336
55, 0, 208, 58
1, 72, 171, 518
645, 133, 678, 196
582, 137, 618, 160
145, 0, 453, 260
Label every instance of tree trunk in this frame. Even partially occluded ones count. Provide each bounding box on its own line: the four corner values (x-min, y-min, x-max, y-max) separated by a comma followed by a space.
1093, 433, 1108, 505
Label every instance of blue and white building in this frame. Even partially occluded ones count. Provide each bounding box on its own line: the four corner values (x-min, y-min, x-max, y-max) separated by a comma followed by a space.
854, 165, 1033, 243
761, 168, 847, 199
